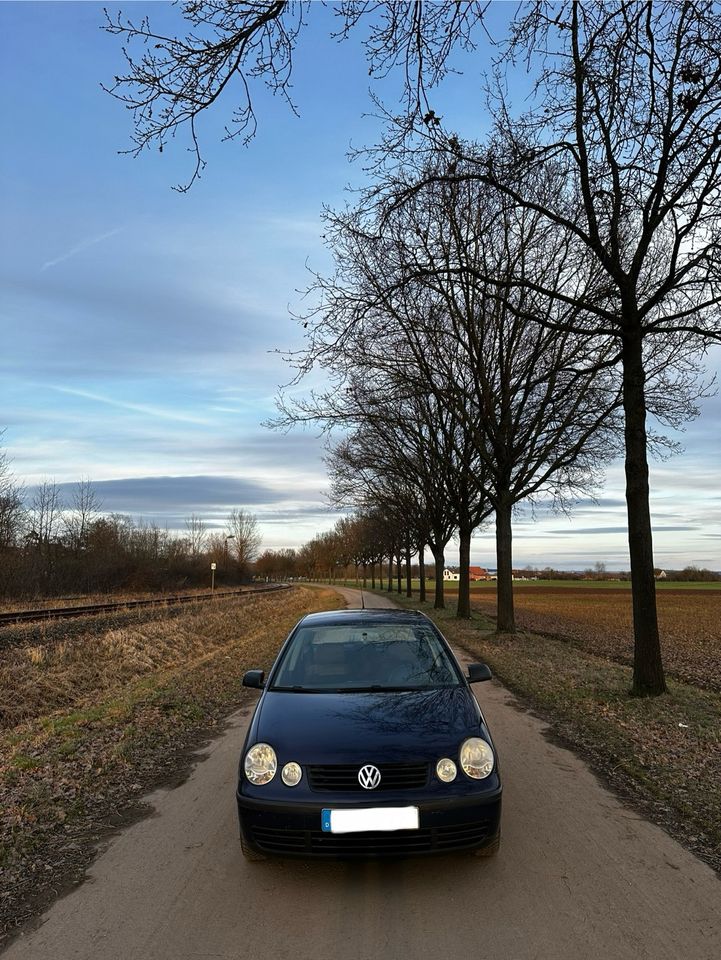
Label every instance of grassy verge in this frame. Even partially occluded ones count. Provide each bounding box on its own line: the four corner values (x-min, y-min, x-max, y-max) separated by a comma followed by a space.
0, 585, 343, 942
382, 591, 721, 876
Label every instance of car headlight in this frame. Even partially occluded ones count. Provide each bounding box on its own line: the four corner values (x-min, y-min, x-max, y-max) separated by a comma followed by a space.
436, 758, 457, 783
244, 743, 277, 785
281, 761, 302, 787
459, 737, 494, 779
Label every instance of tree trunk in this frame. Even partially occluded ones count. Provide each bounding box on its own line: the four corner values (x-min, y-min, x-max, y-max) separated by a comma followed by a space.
457, 524, 472, 619
371, 563, 376, 589
379, 560, 383, 590
496, 499, 515, 632
419, 546, 426, 602
622, 329, 666, 696
387, 554, 393, 592
362, 562, 367, 589
432, 546, 445, 609
405, 538, 412, 597
396, 553, 402, 593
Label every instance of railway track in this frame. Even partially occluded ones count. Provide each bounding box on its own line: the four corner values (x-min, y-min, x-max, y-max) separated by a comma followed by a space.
0, 583, 291, 628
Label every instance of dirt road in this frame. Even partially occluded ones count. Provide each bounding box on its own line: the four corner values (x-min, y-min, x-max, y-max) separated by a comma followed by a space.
4, 587, 720, 960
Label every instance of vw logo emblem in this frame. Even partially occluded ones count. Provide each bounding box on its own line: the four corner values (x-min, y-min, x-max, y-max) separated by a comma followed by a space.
358, 764, 382, 790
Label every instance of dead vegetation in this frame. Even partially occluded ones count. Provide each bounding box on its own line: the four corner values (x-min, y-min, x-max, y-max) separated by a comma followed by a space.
466, 587, 721, 693
389, 593, 721, 877
0, 592, 279, 727
0, 585, 342, 943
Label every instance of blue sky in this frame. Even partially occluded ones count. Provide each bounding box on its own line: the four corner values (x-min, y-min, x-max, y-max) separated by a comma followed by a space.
1, 1, 719, 570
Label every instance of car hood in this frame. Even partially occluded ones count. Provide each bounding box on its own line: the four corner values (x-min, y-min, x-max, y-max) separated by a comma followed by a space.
253, 687, 484, 764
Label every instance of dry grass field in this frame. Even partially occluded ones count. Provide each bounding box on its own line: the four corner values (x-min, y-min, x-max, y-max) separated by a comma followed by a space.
385, 588, 721, 878
0, 585, 342, 941
465, 586, 721, 692
0, 590, 293, 727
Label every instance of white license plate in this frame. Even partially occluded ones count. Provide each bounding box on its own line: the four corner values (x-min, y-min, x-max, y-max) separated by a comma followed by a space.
321, 806, 419, 834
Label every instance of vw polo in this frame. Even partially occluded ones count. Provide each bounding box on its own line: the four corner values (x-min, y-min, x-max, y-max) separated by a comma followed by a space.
236, 608, 501, 859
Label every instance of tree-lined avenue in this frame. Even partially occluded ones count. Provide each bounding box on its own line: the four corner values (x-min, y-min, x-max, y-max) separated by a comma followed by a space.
4, 587, 719, 960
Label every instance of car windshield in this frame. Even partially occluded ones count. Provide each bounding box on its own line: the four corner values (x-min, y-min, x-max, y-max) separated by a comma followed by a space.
271, 621, 462, 691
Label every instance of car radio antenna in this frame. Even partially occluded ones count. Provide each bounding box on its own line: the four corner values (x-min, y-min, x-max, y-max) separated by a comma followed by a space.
360, 588, 365, 609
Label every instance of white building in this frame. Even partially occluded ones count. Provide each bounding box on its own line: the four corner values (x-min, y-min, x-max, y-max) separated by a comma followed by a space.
443, 569, 460, 581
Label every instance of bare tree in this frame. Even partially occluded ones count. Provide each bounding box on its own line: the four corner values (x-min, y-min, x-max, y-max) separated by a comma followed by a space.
296, 526, 351, 583
184, 512, 208, 557
103, 0, 488, 190
328, 431, 441, 600
255, 546, 297, 581
206, 530, 229, 571
131, 518, 169, 563
331, 388, 492, 617
227, 507, 262, 578
0, 442, 26, 550
313, 378, 462, 610
288, 161, 621, 630
63, 477, 103, 552
400, 0, 721, 693
30, 479, 63, 552
353, 511, 392, 590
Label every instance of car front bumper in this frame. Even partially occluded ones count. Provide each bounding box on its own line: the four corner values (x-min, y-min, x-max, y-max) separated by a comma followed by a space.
236, 785, 502, 859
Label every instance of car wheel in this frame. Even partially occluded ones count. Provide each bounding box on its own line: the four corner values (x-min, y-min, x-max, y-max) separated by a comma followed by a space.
240, 832, 266, 862
474, 832, 500, 858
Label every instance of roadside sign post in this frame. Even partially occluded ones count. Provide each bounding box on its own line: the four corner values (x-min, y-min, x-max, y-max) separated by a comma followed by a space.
211, 561, 217, 592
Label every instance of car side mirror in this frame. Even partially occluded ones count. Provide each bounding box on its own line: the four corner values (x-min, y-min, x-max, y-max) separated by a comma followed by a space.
242, 669, 265, 689
467, 663, 492, 683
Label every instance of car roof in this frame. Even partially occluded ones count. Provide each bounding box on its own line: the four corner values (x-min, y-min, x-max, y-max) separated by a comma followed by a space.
298, 608, 432, 628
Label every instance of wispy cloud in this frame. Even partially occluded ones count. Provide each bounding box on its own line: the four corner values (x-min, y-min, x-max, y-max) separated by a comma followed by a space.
49, 385, 211, 425
41, 227, 122, 271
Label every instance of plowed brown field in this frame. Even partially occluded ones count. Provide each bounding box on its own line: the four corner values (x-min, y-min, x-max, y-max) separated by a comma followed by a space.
466, 587, 721, 692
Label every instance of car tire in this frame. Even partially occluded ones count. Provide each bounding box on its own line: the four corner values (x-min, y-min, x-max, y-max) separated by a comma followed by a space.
240, 832, 266, 862
474, 832, 500, 858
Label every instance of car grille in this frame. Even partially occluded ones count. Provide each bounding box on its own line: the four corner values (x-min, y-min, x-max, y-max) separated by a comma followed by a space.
307, 762, 429, 792
250, 820, 495, 857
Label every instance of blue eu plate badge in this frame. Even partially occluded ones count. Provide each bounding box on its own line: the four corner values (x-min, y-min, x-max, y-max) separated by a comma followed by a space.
321, 806, 419, 834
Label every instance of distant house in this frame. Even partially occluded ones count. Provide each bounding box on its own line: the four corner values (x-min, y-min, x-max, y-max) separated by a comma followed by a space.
444, 567, 489, 581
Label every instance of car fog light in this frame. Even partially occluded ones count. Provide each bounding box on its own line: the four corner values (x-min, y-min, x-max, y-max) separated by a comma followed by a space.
244, 743, 277, 785
459, 737, 494, 779
281, 761, 302, 786
436, 758, 457, 782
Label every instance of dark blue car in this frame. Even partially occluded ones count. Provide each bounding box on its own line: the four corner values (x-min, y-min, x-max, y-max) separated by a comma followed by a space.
236, 608, 502, 859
